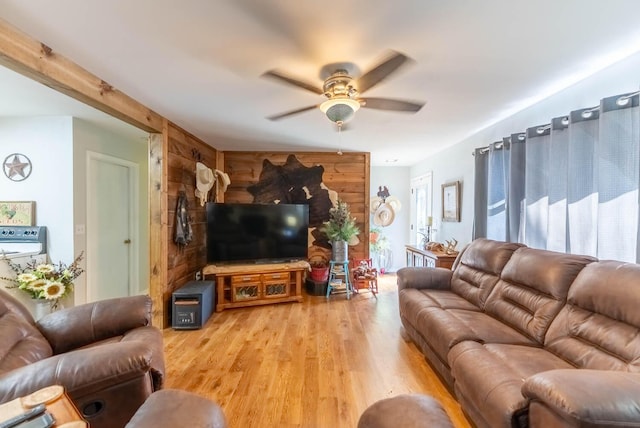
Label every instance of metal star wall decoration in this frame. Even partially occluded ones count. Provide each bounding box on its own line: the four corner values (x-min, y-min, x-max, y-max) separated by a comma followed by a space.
3, 153, 32, 181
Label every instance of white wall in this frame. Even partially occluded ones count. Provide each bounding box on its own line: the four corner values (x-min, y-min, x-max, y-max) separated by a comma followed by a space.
370, 166, 411, 273
0, 116, 148, 308
411, 50, 640, 248
0, 116, 74, 263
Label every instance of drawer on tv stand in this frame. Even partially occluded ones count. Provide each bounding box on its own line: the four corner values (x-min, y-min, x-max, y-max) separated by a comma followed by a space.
262, 272, 289, 281
231, 274, 261, 284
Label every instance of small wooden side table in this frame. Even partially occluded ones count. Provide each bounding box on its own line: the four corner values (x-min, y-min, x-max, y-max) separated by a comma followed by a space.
0, 385, 87, 427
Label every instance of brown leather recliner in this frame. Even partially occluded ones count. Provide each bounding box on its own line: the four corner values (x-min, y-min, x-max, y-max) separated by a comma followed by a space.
0, 288, 165, 428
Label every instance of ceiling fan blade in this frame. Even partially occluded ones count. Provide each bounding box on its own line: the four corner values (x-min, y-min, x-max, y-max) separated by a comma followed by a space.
267, 105, 319, 121
356, 51, 411, 94
360, 97, 424, 112
262, 70, 324, 95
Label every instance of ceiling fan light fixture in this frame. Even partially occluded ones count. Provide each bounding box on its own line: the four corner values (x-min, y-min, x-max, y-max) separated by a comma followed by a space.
320, 98, 361, 123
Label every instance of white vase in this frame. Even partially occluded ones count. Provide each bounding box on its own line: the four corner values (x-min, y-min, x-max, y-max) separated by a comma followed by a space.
32, 299, 51, 321
30, 299, 63, 320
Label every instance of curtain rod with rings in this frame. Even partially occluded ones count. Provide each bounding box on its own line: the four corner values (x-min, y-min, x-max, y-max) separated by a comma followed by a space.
578, 90, 640, 118
473, 147, 490, 156
472, 134, 525, 156
472, 91, 640, 156
617, 90, 640, 106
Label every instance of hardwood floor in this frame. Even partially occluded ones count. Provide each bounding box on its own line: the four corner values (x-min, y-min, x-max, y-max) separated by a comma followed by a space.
163, 274, 472, 428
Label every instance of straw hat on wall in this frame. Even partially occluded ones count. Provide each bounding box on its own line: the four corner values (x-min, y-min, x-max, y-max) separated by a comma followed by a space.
195, 162, 215, 206
372, 203, 396, 227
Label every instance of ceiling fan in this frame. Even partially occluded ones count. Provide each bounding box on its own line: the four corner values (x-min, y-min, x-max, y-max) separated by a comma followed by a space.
262, 50, 425, 128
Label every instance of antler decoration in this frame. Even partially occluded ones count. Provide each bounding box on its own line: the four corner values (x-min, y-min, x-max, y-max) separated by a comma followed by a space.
445, 239, 458, 255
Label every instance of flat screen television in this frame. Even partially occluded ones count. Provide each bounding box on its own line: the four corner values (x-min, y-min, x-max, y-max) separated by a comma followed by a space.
206, 202, 309, 264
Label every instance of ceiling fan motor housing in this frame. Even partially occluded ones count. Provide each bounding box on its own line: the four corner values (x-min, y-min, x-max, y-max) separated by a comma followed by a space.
323, 70, 358, 99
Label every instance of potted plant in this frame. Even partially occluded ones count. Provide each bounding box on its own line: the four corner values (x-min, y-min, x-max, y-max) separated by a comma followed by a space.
309, 259, 329, 282
370, 227, 381, 247
320, 199, 360, 262
0, 253, 84, 318
369, 228, 391, 273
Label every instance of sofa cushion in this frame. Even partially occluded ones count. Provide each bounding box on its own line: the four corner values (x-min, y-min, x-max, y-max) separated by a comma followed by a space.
450, 239, 524, 309
449, 341, 573, 428
484, 248, 595, 344
399, 289, 481, 322
0, 293, 52, 375
414, 308, 535, 363
545, 261, 640, 371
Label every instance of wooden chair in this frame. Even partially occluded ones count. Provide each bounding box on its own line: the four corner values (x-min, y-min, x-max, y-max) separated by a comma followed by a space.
351, 259, 378, 296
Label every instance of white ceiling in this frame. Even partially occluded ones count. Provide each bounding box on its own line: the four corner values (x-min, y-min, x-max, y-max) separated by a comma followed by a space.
0, 66, 148, 141
2, 1, 640, 165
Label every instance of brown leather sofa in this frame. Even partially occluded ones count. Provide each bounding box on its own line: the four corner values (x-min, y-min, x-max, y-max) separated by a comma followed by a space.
398, 238, 640, 428
0, 289, 165, 428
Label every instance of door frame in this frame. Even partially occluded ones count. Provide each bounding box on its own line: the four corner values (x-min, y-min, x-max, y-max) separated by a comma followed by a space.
86, 151, 140, 301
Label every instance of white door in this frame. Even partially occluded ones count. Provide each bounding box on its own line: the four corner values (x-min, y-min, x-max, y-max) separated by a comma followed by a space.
86, 152, 139, 302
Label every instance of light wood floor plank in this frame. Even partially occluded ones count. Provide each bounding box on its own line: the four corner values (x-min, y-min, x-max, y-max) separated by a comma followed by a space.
163, 274, 472, 428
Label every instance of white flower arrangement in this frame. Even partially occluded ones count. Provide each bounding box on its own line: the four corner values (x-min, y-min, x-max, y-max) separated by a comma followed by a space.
1, 253, 84, 310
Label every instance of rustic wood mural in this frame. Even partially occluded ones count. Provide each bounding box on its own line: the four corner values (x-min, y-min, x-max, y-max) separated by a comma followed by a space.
246, 155, 334, 249
224, 151, 370, 264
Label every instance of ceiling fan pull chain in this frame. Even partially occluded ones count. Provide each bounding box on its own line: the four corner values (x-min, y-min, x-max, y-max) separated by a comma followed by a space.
337, 121, 344, 155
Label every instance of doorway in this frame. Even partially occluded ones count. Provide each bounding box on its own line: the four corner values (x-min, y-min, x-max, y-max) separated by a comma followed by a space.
410, 173, 434, 246
86, 151, 140, 302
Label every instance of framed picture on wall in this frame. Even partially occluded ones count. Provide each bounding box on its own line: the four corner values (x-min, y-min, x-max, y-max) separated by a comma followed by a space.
442, 181, 460, 222
0, 201, 35, 226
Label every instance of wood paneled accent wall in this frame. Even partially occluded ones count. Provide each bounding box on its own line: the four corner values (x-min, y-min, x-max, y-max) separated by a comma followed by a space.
223, 151, 370, 262
166, 124, 218, 311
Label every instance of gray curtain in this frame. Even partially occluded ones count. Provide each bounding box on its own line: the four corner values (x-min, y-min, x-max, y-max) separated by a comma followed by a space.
567, 106, 599, 256
525, 125, 550, 249
473, 91, 640, 262
487, 142, 508, 240
473, 148, 489, 240
508, 134, 526, 243
596, 93, 640, 261
546, 117, 569, 252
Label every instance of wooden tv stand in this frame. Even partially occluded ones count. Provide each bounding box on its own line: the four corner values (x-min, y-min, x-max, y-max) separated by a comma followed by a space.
203, 260, 309, 312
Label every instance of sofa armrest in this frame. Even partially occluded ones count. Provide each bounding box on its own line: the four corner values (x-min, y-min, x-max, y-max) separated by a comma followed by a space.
0, 340, 156, 403
37, 295, 153, 354
120, 326, 165, 390
522, 369, 640, 426
397, 267, 453, 292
